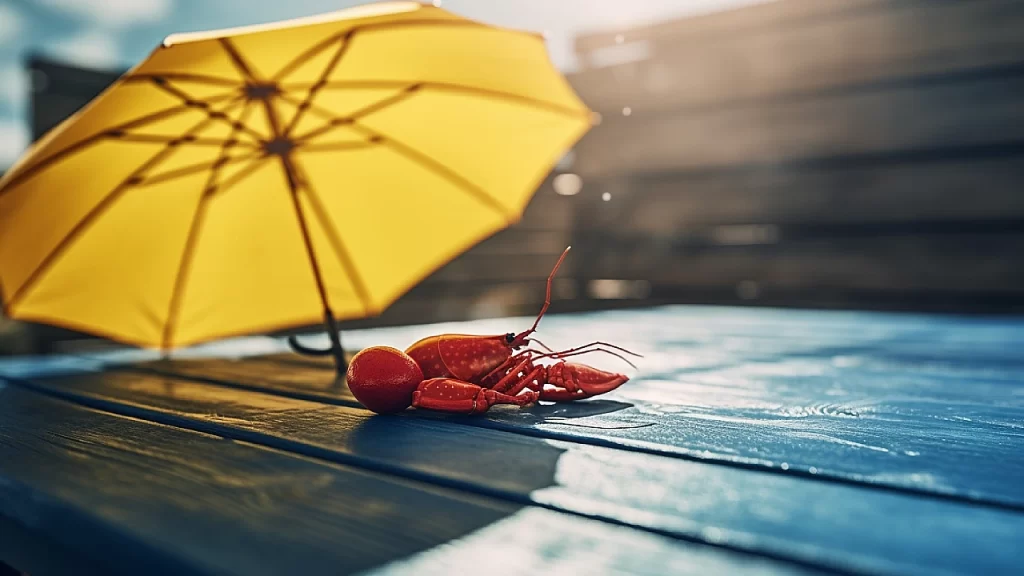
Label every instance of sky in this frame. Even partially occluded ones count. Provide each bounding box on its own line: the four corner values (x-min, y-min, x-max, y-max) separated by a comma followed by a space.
0, 0, 764, 169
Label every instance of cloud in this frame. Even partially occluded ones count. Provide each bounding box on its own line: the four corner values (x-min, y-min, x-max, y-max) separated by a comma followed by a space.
0, 4, 25, 46
0, 118, 30, 169
36, 0, 173, 28
45, 30, 121, 69
0, 65, 29, 111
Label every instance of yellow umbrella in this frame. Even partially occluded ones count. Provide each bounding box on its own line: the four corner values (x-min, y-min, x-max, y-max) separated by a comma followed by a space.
0, 1, 594, 371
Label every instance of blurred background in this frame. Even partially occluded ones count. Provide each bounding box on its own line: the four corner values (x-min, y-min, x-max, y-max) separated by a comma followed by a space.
2, 0, 1023, 355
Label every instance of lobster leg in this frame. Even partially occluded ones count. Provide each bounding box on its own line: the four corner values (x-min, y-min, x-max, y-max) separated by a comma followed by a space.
477, 352, 533, 389
412, 378, 539, 414
507, 366, 546, 396
490, 358, 546, 397
540, 362, 630, 402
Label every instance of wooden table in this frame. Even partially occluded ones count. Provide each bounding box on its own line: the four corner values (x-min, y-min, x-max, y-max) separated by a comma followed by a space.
1, 305, 1022, 575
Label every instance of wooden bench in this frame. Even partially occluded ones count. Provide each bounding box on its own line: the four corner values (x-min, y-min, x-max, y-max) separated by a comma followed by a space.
2, 305, 1022, 575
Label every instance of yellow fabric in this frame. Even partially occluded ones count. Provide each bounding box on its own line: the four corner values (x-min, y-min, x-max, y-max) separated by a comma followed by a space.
0, 1, 592, 349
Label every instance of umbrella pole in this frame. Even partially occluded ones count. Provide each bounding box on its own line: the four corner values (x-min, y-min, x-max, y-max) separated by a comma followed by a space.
322, 308, 347, 375
286, 312, 347, 375
285, 277, 348, 375
280, 156, 348, 375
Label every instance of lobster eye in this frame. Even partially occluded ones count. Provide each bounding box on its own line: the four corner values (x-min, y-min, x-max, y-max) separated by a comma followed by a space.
505, 332, 515, 344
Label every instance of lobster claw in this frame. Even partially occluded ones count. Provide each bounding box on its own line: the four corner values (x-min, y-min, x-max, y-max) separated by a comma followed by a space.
539, 362, 629, 402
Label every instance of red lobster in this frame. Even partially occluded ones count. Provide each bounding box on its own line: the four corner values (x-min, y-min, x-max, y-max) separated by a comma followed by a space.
400, 247, 640, 414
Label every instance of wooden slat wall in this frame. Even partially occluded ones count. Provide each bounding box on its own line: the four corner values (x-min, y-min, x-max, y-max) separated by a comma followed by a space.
564, 0, 1024, 313
572, 0, 1024, 114
573, 0, 878, 58
573, 71, 1024, 176
28, 56, 117, 139
629, 156, 1024, 228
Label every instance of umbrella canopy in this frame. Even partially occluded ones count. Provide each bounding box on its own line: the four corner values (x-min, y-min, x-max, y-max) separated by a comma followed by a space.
0, 1, 594, 362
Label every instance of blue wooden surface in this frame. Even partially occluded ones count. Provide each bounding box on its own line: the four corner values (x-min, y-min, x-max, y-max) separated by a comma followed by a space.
0, 383, 803, 576
2, 304, 1024, 575
14, 368, 1024, 576
127, 306, 1024, 508
346, 307, 1024, 506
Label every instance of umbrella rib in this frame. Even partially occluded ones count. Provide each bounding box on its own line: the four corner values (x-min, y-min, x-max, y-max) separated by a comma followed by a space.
270, 19, 491, 83
299, 142, 375, 152
137, 150, 262, 188
150, 79, 267, 142
0, 93, 242, 196
125, 73, 242, 87
5, 110, 234, 313
312, 81, 589, 120
279, 156, 340, 326
276, 94, 339, 138
284, 82, 587, 147
204, 156, 269, 199
121, 96, 250, 153
219, 38, 261, 82
291, 86, 420, 144
272, 32, 345, 82
158, 158, 268, 345
350, 122, 514, 222
283, 33, 353, 138
113, 134, 258, 148
261, 95, 358, 321
163, 102, 258, 348
277, 93, 349, 127
276, 95, 379, 150
289, 157, 375, 314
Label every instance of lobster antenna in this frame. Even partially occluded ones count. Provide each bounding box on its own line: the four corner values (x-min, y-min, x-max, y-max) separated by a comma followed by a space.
526, 245, 571, 335
537, 347, 639, 370
546, 340, 643, 358
530, 337, 555, 353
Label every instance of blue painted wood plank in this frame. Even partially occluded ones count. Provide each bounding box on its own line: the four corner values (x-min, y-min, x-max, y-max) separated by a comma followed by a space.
0, 383, 807, 576
0, 510, 111, 575
123, 344, 1024, 509
122, 305, 1024, 508
364, 507, 814, 576
13, 370, 1024, 576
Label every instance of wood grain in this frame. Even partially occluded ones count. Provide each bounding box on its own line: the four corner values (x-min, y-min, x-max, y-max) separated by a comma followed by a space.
0, 386, 509, 576
9, 370, 1024, 576
573, 72, 1024, 176
620, 154, 1024, 229
0, 384, 807, 576
570, 233, 1024, 294
106, 305, 1024, 511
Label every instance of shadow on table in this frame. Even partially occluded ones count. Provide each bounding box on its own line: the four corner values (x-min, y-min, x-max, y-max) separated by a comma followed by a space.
346, 409, 571, 497
524, 399, 634, 419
